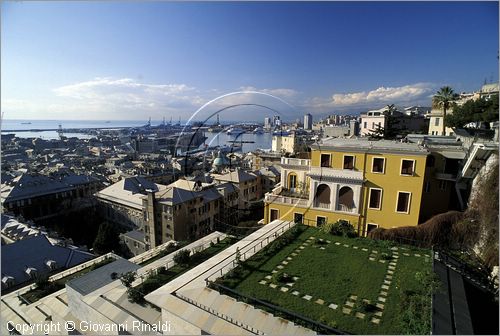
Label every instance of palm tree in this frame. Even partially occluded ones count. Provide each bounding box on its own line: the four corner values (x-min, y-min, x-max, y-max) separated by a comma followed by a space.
433, 86, 459, 136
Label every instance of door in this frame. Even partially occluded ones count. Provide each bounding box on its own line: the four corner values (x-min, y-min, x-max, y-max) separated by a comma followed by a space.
294, 213, 304, 224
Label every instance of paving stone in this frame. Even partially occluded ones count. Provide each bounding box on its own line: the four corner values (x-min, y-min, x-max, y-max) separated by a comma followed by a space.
378, 260, 386, 264
309, 236, 315, 239
362, 299, 371, 304
388, 266, 395, 270
265, 275, 272, 280
369, 257, 375, 261
375, 311, 383, 317
277, 265, 284, 269
319, 238, 324, 241
271, 270, 278, 273
328, 303, 338, 309
393, 251, 399, 254
385, 275, 393, 280
353, 246, 359, 249
376, 303, 385, 309
335, 242, 341, 245
355, 312, 366, 319
424, 254, 430, 257
287, 257, 293, 260
414, 254, 421, 257
403, 253, 410, 256
371, 318, 380, 324
299, 246, 305, 250
393, 255, 399, 259
381, 285, 389, 290
326, 240, 331, 243
349, 295, 358, 300
302, 295, 312, 301
372, 250, 378, 253
384, 280, 391, 285
280, 287, 289, 292
389, 262, 397, 266
269, 284, 277, 288
286, 283, 294, 287
378, 297, 386, 302
342, 307, 352, 315
292, 276, 300, 281
387, 270, 394, 275
259, 280, 267, 285
319, 247, 326, 250
380, 291, 388, 296
282, 261, 288, 265
315, 299, 325, 305
291, 253, 298, 256
391, 247, 399, 251
362, 248, 368, 251
345, 301, 355, 307
343, 244, 349, 247
291, 291, 300, 296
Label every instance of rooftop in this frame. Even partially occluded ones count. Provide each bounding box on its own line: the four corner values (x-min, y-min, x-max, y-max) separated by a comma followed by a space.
312, 138, 429, 155
66, 258, 140, 296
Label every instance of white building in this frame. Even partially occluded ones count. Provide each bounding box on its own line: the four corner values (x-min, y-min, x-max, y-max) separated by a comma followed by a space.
304, 113, 313, 130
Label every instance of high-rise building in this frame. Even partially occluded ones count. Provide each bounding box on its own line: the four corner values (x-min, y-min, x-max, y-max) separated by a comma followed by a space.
264, 117, 272, 129
304, 113, 313, 130
273, 115, 281, 127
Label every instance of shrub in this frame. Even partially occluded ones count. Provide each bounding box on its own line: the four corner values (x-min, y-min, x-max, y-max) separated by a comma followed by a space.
173, 249, 191, 266
120, 271, 136, 288
272, 272, 292, 283
323, 220, 357, 237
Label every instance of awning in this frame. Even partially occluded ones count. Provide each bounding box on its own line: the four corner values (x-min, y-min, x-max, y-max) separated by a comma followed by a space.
434, 150, 466, 160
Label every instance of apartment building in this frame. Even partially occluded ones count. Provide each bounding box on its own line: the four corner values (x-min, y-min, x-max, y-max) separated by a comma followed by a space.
263, 138, 449, 234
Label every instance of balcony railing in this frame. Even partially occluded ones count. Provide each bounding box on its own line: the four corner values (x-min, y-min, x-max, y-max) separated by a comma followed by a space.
314, 201, 331, 209
336, 204, 357, 213
281, 157, 311, 167
264, 193, 310, 207
435, 172, 457, 181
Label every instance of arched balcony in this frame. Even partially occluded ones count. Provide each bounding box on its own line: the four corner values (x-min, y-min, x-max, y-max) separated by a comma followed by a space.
314, 184, 331, 209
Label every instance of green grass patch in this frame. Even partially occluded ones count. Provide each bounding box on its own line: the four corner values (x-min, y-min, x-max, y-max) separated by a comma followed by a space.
217, 226, 433, 334
129, 237, 236, 303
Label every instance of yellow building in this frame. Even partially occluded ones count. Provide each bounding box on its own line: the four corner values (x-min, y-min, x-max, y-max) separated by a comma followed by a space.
263, 138, 433, 235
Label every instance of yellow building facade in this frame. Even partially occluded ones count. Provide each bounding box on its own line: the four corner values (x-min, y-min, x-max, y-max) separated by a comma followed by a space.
264, 139, 430, 235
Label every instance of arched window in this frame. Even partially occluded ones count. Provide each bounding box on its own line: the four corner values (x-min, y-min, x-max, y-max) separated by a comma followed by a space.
314, 184, 331, 208
338, 186, 354, 212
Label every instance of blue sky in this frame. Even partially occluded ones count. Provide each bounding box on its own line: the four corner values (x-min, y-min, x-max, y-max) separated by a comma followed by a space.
2, 1, 498, 121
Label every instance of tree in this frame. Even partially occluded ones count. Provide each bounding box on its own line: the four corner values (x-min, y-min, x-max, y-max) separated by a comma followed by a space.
368, 104, 400, 140
92, 222, 120, 255
173, 249, 191, 266
432, 86, 459, 135
445, 95, 499, 129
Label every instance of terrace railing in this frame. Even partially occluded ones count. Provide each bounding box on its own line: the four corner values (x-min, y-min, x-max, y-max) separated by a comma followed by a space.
209, 282, 349, 335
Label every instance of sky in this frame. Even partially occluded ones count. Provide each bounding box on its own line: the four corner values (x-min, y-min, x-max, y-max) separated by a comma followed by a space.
1, 1, 498, 122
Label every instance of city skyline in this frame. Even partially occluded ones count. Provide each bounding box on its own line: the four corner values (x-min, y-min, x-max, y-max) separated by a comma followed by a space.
2, 1, 498, 121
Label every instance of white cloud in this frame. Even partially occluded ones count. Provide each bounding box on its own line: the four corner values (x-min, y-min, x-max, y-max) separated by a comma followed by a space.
308, 83, 436, 113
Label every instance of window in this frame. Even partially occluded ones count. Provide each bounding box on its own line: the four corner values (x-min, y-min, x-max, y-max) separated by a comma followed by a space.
343, 155, 355, 170
317, 216, 327, 227
288, 173, 297, 189
294, 213, 304, 224
368, 188, 382, 210
435, 117, 440, 126
372, 157, 385, 173
396, 192, 411, 213
424, 181, 431, 193
367, 223, 378, 234
320, 154, 331, 167
363, 122, 367, 129
401, 159, 415, 176
270, 209, 279, 221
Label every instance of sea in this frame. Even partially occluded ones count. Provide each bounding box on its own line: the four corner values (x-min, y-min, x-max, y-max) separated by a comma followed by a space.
1, 119, 273, 152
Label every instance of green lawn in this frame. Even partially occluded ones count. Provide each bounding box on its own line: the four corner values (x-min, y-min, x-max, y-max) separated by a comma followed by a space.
217, 226, 433, 334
